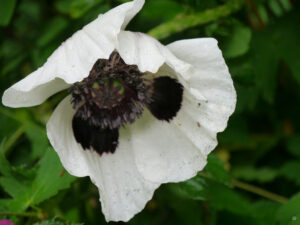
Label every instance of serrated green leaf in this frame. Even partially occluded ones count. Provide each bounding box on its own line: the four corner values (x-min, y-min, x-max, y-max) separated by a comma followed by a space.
3, 149, 76, 212
277, 192, 300, 225
222, 23, 252, 58
27, 149, 76, 205
0, 0, 17, 26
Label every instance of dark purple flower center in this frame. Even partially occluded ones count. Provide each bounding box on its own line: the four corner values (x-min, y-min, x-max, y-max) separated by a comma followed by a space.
70, 51, 183, 155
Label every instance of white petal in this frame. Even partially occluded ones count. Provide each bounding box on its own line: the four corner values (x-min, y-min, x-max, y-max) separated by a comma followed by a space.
167, 38, 237, 127
2, 0, 145, 108
117, 31, 192, 79
131, 110, 207, 183
132, 38, 236, 183
46, 96, 159, 222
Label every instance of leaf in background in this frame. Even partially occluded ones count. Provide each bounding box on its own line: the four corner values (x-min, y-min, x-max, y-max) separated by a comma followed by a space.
141, 0, 182, 21
0, 0, 17, 26
168, 174, 206, 201
148, 0, 245, 39
70, 0, 103, 19
205, 154, 230, 185
25, 149, 76, 206
250, 30, 279, 103
0, 143, 12, 176
279, 161, 300, 186
232, 166, 278, 183
218, 116, 252, 149
205, 179, 252, 215
285, 135, 300, 158
277, 13, 300, 86
37, 17, 69, 47
0, 177, 28, 198
222, 23, 252, 58
55, 0, 74, 14
24, 125, 49, 161
33, 218, 82, 225
249, 11, 300, 103
252, 200, 280, 225
1, 149, 76, 212
276, 192, 300, 225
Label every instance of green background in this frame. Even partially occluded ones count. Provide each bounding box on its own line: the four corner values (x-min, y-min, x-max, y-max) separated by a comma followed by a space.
0, 0, 300, 224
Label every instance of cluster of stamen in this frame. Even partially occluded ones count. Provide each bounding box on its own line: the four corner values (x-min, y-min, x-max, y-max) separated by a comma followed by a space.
70, 51, 151, 130
69, 50, 183, 155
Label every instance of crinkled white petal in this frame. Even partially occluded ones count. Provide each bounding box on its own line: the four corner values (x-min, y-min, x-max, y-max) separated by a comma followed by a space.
132, 38, 236, 183
131, 110, 207, 183
2, 0, 145, 108
117, 31, 192, 80
168, 38, 236, 132
46, 96, 159, 222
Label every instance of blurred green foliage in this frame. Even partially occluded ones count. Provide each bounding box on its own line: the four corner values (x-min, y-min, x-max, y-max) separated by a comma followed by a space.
0, 0, 300, 224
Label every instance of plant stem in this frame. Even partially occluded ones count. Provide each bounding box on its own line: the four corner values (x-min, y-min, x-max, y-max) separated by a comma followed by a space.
232, 179, 288, 203
148, 0, 244, 39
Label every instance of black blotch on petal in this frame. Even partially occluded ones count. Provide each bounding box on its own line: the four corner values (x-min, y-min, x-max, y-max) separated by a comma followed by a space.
72, 115, 119, 155
147, 76, 183, 121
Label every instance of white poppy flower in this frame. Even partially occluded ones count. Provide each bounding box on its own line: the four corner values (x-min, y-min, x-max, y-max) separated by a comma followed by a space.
2, 0, 236, 222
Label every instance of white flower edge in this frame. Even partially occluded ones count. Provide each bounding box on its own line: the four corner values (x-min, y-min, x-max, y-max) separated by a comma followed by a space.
47, 96, 161, 222
46, 36, 236, 221
2, 0, 145, 108
131, 38, 236, 183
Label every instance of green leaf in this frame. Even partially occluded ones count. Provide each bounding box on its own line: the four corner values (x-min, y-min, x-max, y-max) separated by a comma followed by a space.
140, 0, 183, 21
55, 0, 74, 14
0, 143, 12, 176
279, 161, 300, 186
0, 177, 27, 198
232, 166, 278, 183
250, 31, 279, 103
3, 149, 76, 212
205, 179, 252, 215
222, 24, 252, 58
252, 200, 280, 225
169, 175, 206, 201
33, 218, 82, 225
285, 136, 300, 158
205, 154, 230, 185
27, 149, 76, 205
24, 125, 49, 161
148, 0, 244, 39
0, 0, 17, 26
37, 17, 69, 47
70, 0, 102, 19
277, 192, 300, 225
